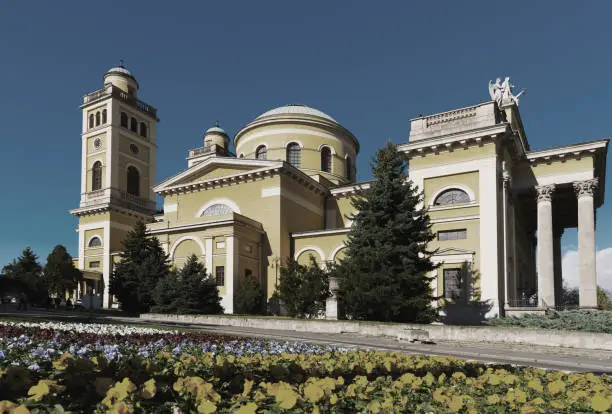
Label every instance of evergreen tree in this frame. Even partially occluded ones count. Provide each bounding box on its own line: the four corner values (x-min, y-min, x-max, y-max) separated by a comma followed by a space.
176, 254, 223, 314
234, 275, 266, 315
152, 269, 180, 313
335, 141, 437, 323
110, 221, 170, 313
2, 247, 48, 305
43, 245, 83, 297
278, 256, 330, 318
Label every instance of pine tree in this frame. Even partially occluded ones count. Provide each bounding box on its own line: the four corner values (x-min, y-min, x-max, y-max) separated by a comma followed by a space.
43, 245, 83, 297
279, 256, 330, 318
176, 254, 223, 314
234, 275, 266, 315
335, 141, 438, 323
2, 247, 48, 305
152, 269, 180, 313
110, 221, 170, 313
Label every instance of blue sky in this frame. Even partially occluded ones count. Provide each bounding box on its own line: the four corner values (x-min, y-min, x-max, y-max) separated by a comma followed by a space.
1, 1, 611, 286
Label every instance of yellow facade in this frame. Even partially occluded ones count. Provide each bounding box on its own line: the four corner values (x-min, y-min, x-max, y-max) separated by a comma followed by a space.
71, 67, 608, 317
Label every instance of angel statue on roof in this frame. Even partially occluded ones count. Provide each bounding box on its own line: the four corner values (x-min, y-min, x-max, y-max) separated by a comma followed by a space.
489, 76, 526, 106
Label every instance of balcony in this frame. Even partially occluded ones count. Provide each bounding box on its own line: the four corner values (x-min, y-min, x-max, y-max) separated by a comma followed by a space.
80, 188, 156, 213
82, 85, 158, 120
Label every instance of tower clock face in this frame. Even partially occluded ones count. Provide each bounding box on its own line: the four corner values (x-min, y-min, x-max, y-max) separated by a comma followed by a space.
130, 144, 139, 154
93, 138, 102, 149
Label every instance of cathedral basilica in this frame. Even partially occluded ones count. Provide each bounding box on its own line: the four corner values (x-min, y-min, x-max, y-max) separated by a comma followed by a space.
70, 64, 608, 318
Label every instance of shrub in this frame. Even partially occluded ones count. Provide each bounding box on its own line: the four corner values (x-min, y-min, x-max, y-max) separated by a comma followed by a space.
279, 257, 330, 318
234, 275, 266, 315
489, 310, 612, 333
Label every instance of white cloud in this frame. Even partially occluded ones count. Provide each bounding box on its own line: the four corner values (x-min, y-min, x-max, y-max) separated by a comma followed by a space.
561, 248, 612, 293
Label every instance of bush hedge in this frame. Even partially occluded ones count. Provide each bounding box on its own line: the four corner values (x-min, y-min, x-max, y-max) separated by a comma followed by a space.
488, 310, 612, 333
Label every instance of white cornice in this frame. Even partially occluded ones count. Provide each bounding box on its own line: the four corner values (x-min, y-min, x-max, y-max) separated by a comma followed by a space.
330, 181, 372, 197
147, 217, 264, 236
526, 139, 609, 164
397, 124, 508, 156
292, 227, 351, 238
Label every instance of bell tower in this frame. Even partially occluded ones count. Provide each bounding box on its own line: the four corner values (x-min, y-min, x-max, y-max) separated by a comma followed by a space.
70, 61, 159, 308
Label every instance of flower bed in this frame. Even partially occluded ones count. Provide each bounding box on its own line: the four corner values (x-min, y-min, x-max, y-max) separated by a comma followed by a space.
0, 321, 611, 413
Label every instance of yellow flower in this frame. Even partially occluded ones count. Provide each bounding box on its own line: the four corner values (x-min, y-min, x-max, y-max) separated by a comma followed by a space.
520, 405, 537, 414
591, 395, 611, 413
527, 379, 543, 393
241, 379, 254, 397
253, 391, 266, 403
303, 383, 325, 403
329, 393, 339, 405
27, 381, 51, 402
487, 394, 501, 405
141, 378, 156, 400
449, 396, 465, 413
547, 380, 565, 396
234, 403, 258, 414
275, 385, 298, 409
451, 372, 466, 381
0, 401, 19, 412
197, 400, 217, 414
52, 353, 74, 371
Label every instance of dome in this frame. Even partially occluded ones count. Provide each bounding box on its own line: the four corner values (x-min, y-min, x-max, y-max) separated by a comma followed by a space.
256, 104, 337, 123
105, 60, 136, 80
206, 126, 227, 135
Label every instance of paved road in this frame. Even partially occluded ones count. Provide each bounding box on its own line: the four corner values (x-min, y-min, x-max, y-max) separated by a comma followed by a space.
2, 309, 612, 374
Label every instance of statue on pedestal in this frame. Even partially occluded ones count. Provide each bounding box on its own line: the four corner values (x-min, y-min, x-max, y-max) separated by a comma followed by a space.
489, 76, 526, 106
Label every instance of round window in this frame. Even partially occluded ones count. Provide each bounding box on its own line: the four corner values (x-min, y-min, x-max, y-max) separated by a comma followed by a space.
93, 138, 102, 149
129, 144, 139, 154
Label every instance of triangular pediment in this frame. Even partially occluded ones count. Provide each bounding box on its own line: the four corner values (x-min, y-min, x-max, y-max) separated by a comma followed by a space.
434, 247, 475, 256
154, 157, 281, 193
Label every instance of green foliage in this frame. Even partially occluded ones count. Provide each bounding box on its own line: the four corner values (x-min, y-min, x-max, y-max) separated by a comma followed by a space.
43, 245, 82, 297
174, 254, 223, 315
489, 310, 612, 333
151, 269, 180, 314
278, 257, 330, 318
597, 286, 612, 310
110, 221, 170, 314
234, 275, 266, 315
335, 141, 437, 323
1, 247, 48, 306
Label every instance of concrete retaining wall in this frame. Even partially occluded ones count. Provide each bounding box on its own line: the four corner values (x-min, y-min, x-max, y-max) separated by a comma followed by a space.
140, 313, 612, 351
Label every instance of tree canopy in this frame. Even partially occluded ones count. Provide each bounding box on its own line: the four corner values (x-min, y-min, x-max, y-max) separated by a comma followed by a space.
335, 141, 438, 323
43, 245, 82, 297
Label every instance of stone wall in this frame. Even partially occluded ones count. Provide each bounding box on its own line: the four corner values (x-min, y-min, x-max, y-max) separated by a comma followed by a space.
140, 313, 612, 351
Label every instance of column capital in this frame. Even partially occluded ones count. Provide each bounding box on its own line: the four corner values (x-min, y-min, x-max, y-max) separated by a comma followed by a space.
573, 178, 599, 199
535, 184, 555, 202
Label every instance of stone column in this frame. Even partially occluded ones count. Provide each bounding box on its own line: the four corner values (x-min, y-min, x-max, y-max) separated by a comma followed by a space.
325, 276, 339, 320
536, 185, 555, 308
574, 179, 598, 309
223, 236, 236, 314
553, 229, 564, 307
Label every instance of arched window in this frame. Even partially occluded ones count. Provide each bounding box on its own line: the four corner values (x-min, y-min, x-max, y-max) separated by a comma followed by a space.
140, 122, 147, 138
126, 166, 140, 196
120, 112, 128, 128
346, 156, 353, 180
89, 114, 94, 129
255, 145, 267, 160
95, 111, 101, 126
130, 117, 138, 133
92, 161, 102, 191
88, 237, 102, 248
286, 142, 301, 167
434, 189, 471, 205
201, 203, 233, 216
102, 109, 107, 124
321, 146, 332, 172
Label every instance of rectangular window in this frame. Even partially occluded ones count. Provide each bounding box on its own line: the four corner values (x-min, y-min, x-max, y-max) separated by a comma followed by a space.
216, 241, 226, 249
438, 229, 467, 241
443, 268, 464, 300
89, 261, 100, 268
215, 266, 225, 286
245, 269, 252, 278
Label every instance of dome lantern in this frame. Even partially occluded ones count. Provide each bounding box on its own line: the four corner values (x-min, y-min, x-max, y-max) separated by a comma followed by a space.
103, 59, 139, 97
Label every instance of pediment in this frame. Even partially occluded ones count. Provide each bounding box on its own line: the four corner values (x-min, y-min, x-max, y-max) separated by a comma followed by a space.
435, 247, 475, 256
154, 158, 280, 193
